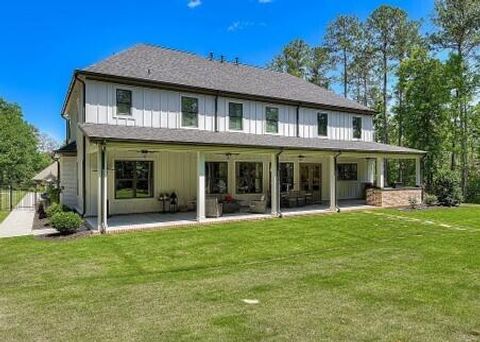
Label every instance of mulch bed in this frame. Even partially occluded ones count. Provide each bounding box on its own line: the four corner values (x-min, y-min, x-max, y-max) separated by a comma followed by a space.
33, 210, 93, 240
36, 226, 93, 241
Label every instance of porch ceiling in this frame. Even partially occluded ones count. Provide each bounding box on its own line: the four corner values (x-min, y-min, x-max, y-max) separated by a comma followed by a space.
80, 123, 425, 157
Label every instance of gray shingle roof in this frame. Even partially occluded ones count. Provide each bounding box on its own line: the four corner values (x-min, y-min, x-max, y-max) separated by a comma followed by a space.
55, 141, 77, 155
80, 123, 425, 155
83, 44, 374, 114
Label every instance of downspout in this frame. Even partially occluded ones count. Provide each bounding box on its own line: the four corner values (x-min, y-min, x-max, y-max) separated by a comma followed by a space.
333, 151, 342, 212
276, 149, 284, 218
75, 76, 88, 217
296, 104, 300, 137
214, 92, 219, 132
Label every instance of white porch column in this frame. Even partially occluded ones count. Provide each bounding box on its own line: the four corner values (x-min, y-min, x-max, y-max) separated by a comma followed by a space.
197, 151, 206, 221
415, 156, 422, 187
367, 158, 376, 184
102, 145, 108, 230
96, 143, 108, 233
270, 153, 279, 216
376, 157, 385, 189
329, 155, 337, 211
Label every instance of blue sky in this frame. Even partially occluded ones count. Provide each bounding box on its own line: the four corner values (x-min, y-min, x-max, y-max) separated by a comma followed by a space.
0, 0, 434, 142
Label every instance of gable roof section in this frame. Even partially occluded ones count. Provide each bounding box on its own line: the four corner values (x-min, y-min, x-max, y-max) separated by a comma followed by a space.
80, 123, 425, 155
79, 44, 374, 115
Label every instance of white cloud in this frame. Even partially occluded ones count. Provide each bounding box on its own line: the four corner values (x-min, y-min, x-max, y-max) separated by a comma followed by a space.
258, 0, 272, 3
187, 0, 202, 9
227, 21, 266, 32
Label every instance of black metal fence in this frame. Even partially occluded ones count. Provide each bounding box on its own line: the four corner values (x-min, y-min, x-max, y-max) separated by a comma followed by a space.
0, 184, 38, 212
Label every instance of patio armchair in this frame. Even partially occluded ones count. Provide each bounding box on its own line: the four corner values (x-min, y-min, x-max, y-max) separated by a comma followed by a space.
205, 198, 223, 218
249, 195, 267, 213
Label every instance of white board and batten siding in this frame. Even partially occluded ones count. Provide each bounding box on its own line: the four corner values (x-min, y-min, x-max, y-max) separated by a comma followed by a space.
85, 80, 374, 142
60, 156, 77, 209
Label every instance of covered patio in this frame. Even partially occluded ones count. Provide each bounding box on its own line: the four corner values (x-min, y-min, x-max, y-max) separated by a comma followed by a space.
80, 123, 424, 233
85, 200, 375, 233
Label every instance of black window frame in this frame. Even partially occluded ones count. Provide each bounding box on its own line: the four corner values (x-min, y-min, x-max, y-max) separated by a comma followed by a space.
181, 96, 199, 128
317, 112, 328, 137
337, 163, 358, 181
266, 106, 279, 134
280, 162, 294, 192
114, 160, 154, 199
229, 102, 243, 131
116, 89, 132, 116
353, 116, 362, 139
235, 162, 263, 194
206, 162, 228, 194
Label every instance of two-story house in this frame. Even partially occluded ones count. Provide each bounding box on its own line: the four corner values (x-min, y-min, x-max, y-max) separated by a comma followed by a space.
56, 44, 424, 232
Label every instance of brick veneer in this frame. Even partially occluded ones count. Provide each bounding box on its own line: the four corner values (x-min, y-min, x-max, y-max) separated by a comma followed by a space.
366, 188, 423, 208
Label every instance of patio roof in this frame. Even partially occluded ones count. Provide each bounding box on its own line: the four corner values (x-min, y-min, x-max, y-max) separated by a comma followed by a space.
80, 123, 425, 155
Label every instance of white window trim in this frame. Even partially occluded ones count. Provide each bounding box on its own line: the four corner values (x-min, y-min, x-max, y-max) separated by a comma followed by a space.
264, 105, 280, 135
112, 158, 156, 201
180, 95, 200, 129
317, 112, 329, 138
113, 85, 135, 118
352, 116, 363, 140
226, 100, 245, 132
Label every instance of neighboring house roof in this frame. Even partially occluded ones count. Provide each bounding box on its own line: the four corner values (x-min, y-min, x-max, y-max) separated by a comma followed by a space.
80, 123, 425, 155
32, 163, 58, 183
77, 44, 374, 115
55, 141, 77, 155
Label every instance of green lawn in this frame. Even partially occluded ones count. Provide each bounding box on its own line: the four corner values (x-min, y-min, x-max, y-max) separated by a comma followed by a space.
1, 206, 480, 341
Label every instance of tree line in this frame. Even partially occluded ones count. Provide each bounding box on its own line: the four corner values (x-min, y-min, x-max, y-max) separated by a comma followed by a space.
0, 98, 54, 185
269, 0, 480, 202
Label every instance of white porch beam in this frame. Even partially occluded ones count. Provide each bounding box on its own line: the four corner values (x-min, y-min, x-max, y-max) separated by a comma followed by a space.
376, 157, 385, 189
270, 153, 279, 216
197, 151, 206, 221
415, 156, 422, 187
329, 155, 337, 211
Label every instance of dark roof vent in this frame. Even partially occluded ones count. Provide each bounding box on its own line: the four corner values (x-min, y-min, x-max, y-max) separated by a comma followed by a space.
220, 55, 225, 63
208, 52, 214, 61
234, 57, 239, 65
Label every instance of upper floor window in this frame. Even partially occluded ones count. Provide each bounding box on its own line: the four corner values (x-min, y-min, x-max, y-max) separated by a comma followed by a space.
181, 96, 199, 127
116, 89, 132, 116
353, 116, 362, 139
229, 102, 243, 131
266, 107, 279, 133
337, 163, 357, 181
318, 113, 328, 137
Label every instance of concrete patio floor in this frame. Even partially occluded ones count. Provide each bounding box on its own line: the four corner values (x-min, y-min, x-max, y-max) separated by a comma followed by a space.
86, 200, 375, 233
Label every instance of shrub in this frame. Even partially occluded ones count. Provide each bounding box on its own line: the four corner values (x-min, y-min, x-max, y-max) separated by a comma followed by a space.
46, 184, 60, 204
408, 196, 418, 209
45, 203, 63, 218
51, 211, 83, 234
424, 194, 438, 207
432, 170, 463, 207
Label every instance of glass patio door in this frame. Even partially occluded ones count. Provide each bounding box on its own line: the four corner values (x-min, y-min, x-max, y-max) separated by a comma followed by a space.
300, 163, 322, 203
